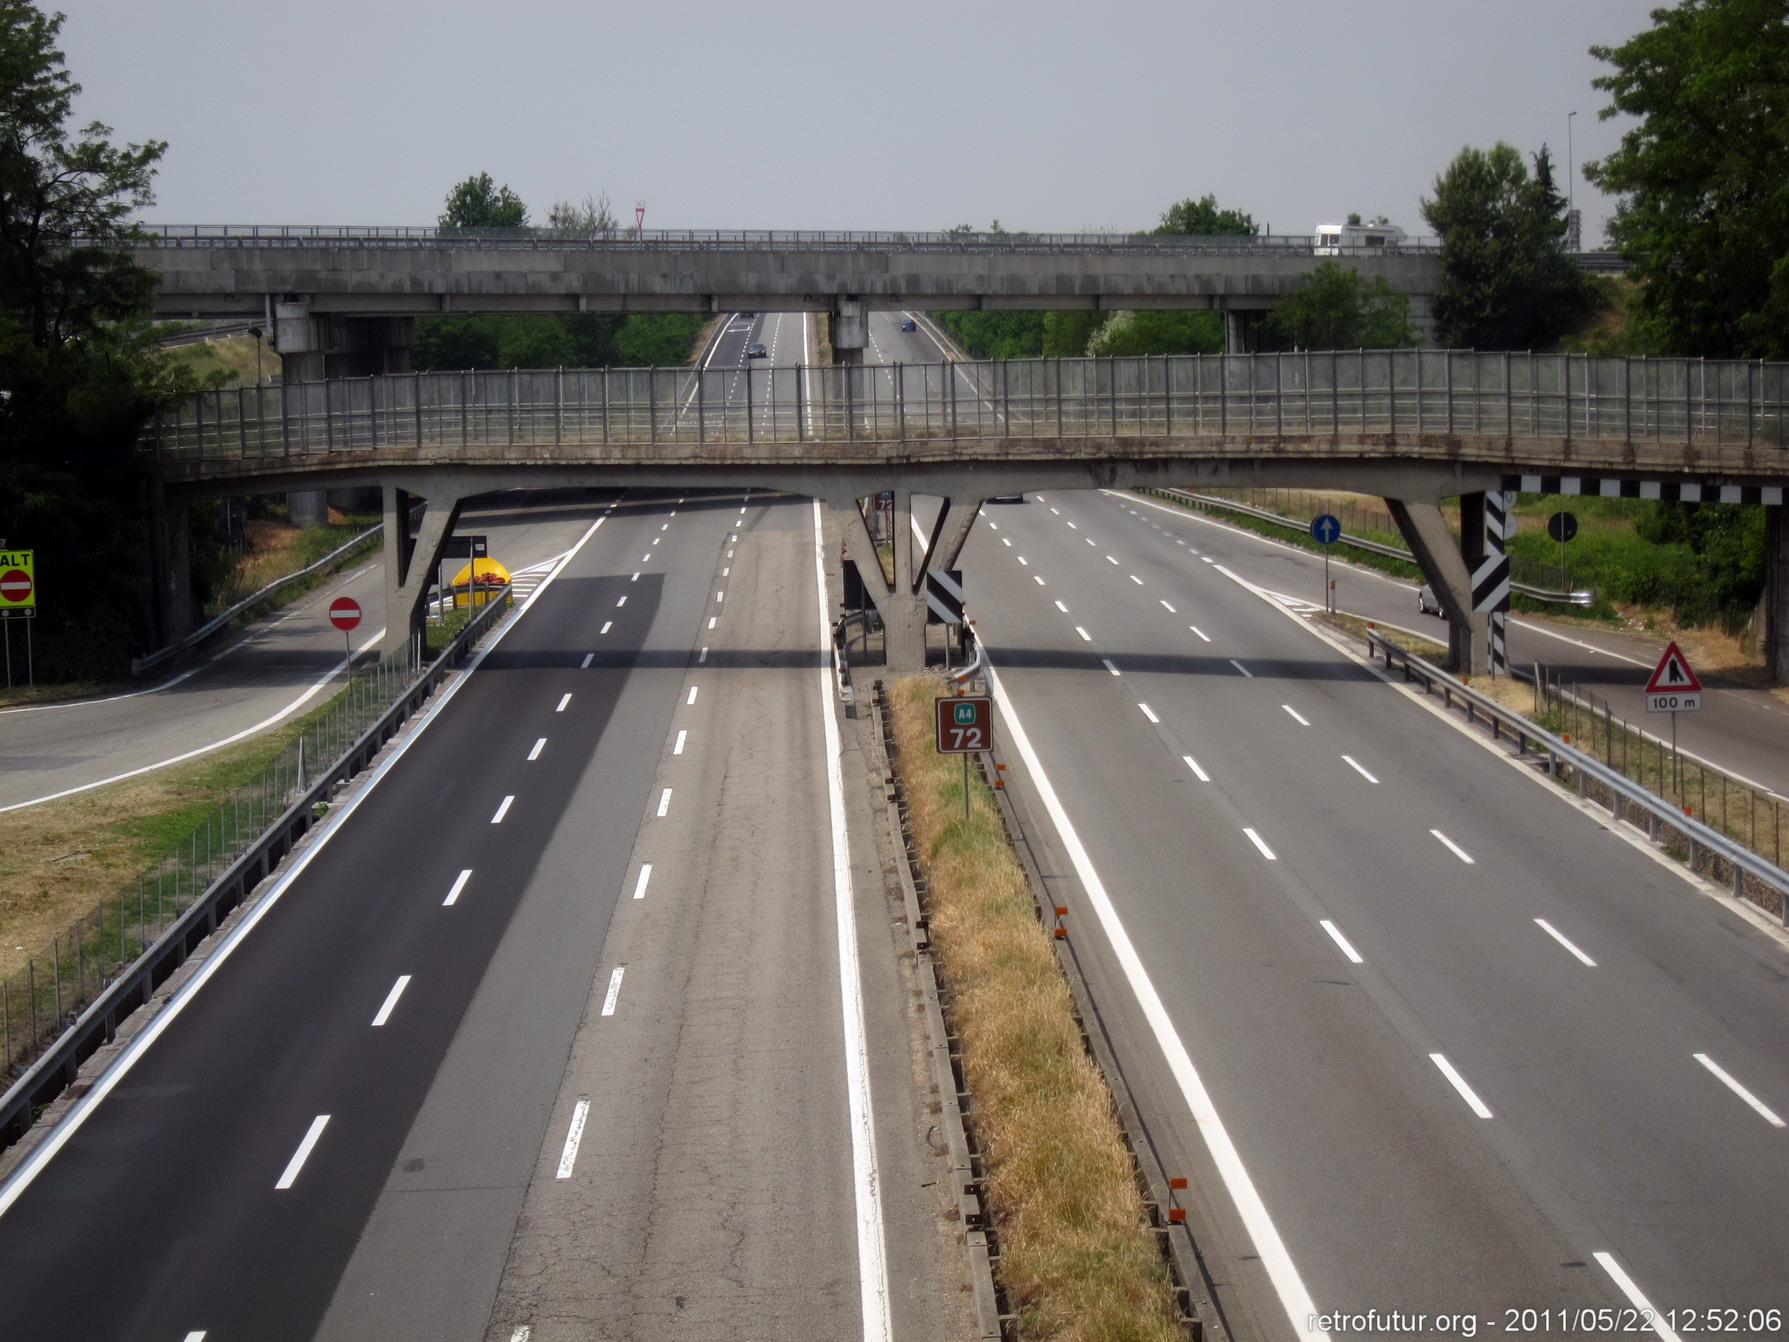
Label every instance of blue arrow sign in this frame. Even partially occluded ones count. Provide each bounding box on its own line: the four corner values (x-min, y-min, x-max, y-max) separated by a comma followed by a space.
1311, 513, 1342, 545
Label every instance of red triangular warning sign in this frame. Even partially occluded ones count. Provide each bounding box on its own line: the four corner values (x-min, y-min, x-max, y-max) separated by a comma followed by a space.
1645, 641, 1703, 694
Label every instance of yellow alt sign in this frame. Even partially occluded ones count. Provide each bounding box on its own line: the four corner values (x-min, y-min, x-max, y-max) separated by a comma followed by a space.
0, 551, 35, 610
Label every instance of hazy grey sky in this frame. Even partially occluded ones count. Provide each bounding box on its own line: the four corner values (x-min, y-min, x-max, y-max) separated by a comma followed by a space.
56, 0, 1659, 244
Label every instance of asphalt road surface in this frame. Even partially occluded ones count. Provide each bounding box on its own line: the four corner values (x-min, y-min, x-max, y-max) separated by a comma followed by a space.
0, 492, 606, 812
967, 487, 1789, 1339
0, 485, 958, 1341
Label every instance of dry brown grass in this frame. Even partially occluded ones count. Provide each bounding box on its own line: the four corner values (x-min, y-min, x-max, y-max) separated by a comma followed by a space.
891, 676, 1181, 1342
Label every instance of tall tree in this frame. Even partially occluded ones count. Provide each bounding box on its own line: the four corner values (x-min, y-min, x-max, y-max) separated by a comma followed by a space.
1154, 195, 1256, 237
438, 171, 528, 230
546, 192, 616, 237
1420, 142, 1599, 349
1585, 0, 1789, 358
0, 2, 210, 678
1258, 261, 1415, 351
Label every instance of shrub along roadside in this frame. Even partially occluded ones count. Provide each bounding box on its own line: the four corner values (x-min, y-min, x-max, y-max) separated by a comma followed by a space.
889, 675, 1181, 1342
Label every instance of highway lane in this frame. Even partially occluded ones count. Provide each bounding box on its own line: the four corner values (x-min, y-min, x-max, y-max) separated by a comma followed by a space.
963, 490, 1789, 1337
0, 491, 605, 811
0, 486, 954, 1340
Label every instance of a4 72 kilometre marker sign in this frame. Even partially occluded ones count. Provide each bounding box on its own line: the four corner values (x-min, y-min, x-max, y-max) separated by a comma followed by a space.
936, 696, 992, 753
1645, 641, 1703, 713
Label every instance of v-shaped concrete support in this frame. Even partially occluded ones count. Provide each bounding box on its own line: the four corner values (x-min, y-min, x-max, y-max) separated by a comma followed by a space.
1387, 497, 1486, 674
826, 489, 984, 671
382, 486, 464, 661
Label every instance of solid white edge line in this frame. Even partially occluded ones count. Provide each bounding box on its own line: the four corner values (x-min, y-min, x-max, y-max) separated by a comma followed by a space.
491, 795, 514, 824
1430, 829, 1476, 864
1693, 1052, 1787, 1126
1319, 919, 1365, 965
1282, 705, 1310, 726
528, 737, 546, 761
1429, 1053, 1494, 1118
275, 1114, 331, 1189
1243, 827, 1278, 860
985, 660, 1326, 1338
0, 510, 611, 1221
1182, 755, 1210, 782
444, 869, 472, 906
632, 863, 653, 900
554, 1098, 591, 1179
0, 626, 387, 814
1341, 755, 1380, 784
371, 975, 411, 1027
1534, 918, 1598, 967
1593, 1252, 1684, 1342
600, 966, 625, 1016
812, 497, 892, 1342
1140, 703, 1160, 724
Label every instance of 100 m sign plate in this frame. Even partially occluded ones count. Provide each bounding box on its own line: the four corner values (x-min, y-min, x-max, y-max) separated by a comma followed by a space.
936, 696, 993, 753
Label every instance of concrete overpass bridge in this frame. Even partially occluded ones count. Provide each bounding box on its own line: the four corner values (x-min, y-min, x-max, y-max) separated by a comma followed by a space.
134, 225, 1444, 373
143, 348, 1789, 678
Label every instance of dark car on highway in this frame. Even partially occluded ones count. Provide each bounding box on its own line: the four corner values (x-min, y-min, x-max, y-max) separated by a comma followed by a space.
746, 342, 768, 358
900, 319, 918, 332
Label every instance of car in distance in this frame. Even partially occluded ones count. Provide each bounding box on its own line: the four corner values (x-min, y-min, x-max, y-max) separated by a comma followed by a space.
1418, 583, 1441, 616
746, 342, 768, 358
900, 319, 918, 332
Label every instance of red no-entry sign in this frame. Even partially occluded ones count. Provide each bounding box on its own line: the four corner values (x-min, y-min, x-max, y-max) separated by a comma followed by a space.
329, 597, 362, 631
0, 569, 32, 606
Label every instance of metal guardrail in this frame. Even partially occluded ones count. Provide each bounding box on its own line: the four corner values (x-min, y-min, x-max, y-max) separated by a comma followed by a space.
1365, 632, 1789, 924
130, 523, 383, 676
0, 591, 512, 1154
144, 350, 1789, 464
1153, 488, 1594, 605
127, 223, 1441, 256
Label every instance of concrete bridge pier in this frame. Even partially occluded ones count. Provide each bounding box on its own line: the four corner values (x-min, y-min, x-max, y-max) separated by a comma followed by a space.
829, 487, 982, 671
381, 485, 464, 664
147, 476, 194, 648
1765, 509, 1789, 684
830, 297, 867, 367
1387, 496, 1489, 675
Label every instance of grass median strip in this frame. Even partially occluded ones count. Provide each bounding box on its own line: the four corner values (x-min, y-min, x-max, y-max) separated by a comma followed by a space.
890, 675, 1181, 1342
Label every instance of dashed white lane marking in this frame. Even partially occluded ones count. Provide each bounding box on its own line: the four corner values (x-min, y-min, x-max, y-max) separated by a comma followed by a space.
1065, 520, 1076, 528
674, 730, 688, 755
1129, 574, 1144, 585
633, 863, 653, 900
1534, 918, 1598, 966
1694, 1052, 1786, 1126
1430, 1054, 1494, 1118
1431, 830, 1476, 864
1017, 557, 1029, 566
1282, 705, 1310, 726
371, 975, 411, 1027
510, 1325, 533, 1342
686, 686, 699, 705
716, 590, 725, 602
528, 737, 546, 761
699, 647, 709, 662
599, 622, 612, 635
1085, 538, 1097, 547
183, 1333, 207, 1341
1202, 557, 1215, 564
1592, 1254, 1683, 1341
1229, 659, 1252, 677
1140, 704, 1161, 724
1160, 600, 1177, 612
616, 595, 627, 607
1320, 920, 1364, 964
722, 567, 730, 576
491, 795, 515, 824
1055, 600, 1070, 613
1050, 507, 1061, 514
443, 870, 472, 906
275, 1115, 331, 1189
657, 788, 672, 817
555, 1098, 592, 1179
1190, 626, 1211, 642
1183, 755, 1211, 782
1342, 755, 1380, 784
1243, 827, 1278, 860
600, 967, 626, 1017
987, 523, 998, 531
708, 616, 717, 629
660, 522, 669, 530
631, 572, 640, 581
556, 693, 572, 712
581, 652, 595, 666
1105, 554, 1119, 564
1101, 659, 1121, 676
1002, 538, 1013, 547
1074, 627, 1092, 642
1034, 576, 1046, 585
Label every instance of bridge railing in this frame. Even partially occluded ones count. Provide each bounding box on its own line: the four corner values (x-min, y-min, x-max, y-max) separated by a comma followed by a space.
129, 223, 1439, 254
144, 351, 1789, 463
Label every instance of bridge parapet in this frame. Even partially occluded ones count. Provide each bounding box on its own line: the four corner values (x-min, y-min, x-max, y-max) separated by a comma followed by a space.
145, 351, 1789, 490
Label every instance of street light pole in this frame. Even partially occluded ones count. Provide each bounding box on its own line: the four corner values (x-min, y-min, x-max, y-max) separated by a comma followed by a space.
1567, 110, 1579, 249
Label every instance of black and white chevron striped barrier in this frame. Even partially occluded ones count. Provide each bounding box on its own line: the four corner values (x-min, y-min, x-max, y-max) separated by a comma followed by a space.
1474, 490, 1514, 675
